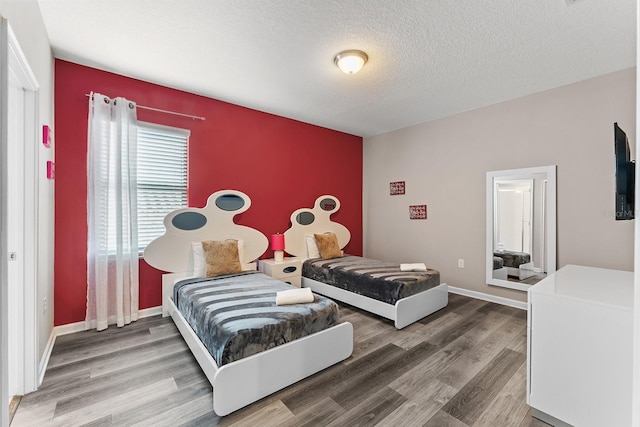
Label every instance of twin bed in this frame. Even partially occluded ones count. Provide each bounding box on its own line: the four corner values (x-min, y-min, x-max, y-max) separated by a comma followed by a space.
302, 256, 446, 329
284, 195, 448, 329
144, 191, 446, 415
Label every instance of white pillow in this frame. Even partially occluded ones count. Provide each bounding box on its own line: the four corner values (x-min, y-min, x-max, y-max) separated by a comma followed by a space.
192, 239, 244, 276
306, 234, 321, 259
191, 242, 206, 276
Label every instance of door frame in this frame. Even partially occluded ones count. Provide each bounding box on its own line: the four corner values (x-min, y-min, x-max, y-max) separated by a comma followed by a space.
0, 16, 40, 426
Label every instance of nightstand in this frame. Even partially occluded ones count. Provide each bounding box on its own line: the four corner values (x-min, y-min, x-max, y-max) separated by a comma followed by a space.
258, 257, 303, 287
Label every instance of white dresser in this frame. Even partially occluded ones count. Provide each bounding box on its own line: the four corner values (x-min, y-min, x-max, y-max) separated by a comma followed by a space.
527, 265, 633, 427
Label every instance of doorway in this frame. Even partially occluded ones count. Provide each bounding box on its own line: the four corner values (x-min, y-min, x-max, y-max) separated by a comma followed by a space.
0, 16, 40, 426
494, 179, 533, 255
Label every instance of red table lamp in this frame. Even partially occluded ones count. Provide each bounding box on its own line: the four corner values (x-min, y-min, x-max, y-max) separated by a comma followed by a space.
271, 233, 285, 262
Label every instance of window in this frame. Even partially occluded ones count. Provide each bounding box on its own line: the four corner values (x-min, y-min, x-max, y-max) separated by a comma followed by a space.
137, 122, 189, 251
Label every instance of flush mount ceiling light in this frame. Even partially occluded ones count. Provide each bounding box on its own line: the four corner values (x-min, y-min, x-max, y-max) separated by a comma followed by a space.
334, 50, 368, 74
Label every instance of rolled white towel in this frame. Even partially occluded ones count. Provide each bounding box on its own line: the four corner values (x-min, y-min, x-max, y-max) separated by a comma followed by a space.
276, 287, 314, 305
400, 263, 427, 272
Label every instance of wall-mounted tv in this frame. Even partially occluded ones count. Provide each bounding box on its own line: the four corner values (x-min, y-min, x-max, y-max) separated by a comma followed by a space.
614, 122, 634, 220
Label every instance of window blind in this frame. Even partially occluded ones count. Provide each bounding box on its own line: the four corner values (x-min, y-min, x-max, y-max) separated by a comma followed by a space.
137, 121, 189, 250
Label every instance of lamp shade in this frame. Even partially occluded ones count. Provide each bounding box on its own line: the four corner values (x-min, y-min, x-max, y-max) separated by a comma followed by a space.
271, 233, 285, 251
334, 50, 368, 74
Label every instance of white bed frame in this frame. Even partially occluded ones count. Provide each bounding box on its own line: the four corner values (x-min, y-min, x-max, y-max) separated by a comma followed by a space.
302, 277, 448, 329
493, 267, 508, 281
284, 195, 448, 329
505, 262, 535, 280
162, 271, 353, 416
147, 191, 354, 416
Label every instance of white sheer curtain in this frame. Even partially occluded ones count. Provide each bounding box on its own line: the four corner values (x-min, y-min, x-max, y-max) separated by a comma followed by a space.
86, 93, 139, 331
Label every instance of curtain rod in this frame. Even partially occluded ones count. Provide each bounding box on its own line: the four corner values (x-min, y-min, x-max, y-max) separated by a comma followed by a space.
85, 93, 206, 121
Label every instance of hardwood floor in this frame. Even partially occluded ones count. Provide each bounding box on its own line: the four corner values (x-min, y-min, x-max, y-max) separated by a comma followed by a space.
12, 294, 551, 426
9, 396, 21, 424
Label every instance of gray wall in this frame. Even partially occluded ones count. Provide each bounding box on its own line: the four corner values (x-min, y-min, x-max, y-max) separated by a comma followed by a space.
364, 68, 636, 302
0, 0, 55, 373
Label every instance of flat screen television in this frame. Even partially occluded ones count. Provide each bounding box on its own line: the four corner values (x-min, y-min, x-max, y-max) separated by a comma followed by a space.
614, 122, 634, 220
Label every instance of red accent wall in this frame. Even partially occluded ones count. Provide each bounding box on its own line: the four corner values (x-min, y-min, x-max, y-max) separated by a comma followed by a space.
54, 60, 363, 326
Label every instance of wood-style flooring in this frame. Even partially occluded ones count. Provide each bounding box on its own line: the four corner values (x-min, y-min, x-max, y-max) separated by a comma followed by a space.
12, 294, 550, 426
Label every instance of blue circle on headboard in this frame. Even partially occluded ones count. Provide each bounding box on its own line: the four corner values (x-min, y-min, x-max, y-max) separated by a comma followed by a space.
215, 194, 245, 211
172, 212, 207, 230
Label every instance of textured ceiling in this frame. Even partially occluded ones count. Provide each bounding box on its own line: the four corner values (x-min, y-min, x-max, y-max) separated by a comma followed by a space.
37, 0, 636, 137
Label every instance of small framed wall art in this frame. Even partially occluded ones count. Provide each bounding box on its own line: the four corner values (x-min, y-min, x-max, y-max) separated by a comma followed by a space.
42, 125, 52, 148
409, 204, 427, 220
390, 181, 405, 195
46, 161, 55, 180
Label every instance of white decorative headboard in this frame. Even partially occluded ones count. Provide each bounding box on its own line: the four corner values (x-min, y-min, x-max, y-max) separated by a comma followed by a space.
283, 195, 351, 258
143, 190, 268, 273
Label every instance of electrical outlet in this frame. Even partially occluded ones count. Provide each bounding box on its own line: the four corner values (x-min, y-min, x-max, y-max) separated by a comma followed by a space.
43, 297, 47, 315
458, 259, 464, 268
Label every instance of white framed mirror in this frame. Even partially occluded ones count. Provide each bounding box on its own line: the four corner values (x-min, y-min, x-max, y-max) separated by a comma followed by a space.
486, 165, 557, 291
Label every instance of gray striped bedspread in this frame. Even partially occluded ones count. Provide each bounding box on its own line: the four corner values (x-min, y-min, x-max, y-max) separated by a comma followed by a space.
302, 256, 440, 305
173, 271, 339, 366
493, 251, 531, 268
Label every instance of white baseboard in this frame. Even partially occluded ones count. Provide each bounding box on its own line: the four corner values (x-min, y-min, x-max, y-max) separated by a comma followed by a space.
448, 286, 527, 310
38, 328, 56, 386
139, 306, 163, 318
54, 320, 87, 337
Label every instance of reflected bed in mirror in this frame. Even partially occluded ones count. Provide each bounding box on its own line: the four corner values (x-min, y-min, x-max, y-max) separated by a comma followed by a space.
486, 166, 557, 291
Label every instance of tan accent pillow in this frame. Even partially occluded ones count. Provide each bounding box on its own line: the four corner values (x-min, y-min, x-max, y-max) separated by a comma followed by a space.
314, 232, 342, 260
201, 239, 242, 277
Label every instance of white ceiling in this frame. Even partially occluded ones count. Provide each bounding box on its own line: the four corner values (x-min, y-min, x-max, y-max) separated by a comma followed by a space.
37, 0, 636, 138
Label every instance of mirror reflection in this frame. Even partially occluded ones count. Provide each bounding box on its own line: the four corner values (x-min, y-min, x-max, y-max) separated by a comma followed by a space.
319, 198, 337, 211
296, 211, 315, 225
486, 166, 556, 291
